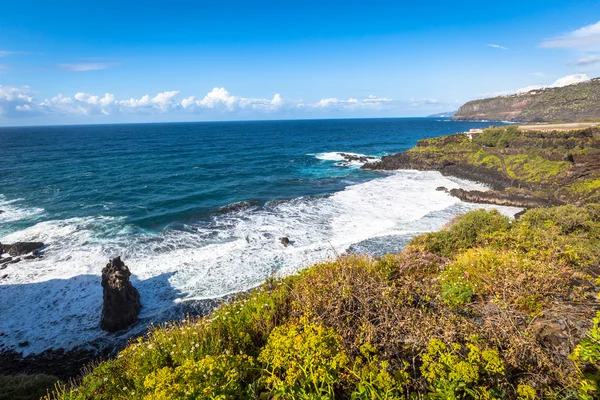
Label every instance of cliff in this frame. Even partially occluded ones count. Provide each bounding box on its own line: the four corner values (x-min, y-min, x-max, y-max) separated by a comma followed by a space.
453, 78, 600, 122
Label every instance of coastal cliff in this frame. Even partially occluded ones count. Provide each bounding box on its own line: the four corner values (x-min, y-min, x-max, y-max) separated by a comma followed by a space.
362, 125, 600, 207
453, 78, 600, 122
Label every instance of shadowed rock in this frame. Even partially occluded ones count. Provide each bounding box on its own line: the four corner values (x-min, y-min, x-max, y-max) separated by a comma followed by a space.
0, 242, 44, 257
100, 257, 141, 333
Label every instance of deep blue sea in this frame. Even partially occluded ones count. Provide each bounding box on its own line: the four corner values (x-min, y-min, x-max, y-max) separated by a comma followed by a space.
0, 118, 519, 353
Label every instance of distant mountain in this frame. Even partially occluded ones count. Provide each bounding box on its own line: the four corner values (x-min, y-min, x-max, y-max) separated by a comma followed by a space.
453, 78, 600, 122
427, 111, 456, 118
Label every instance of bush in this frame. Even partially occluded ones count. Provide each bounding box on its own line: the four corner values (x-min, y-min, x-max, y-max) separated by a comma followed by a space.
420, 338, 505, 399
571, 311, 600, 400
473, 126, 520, 148
143, 354, 256, 399
349, 343, 408, 400
258, 317, 349, 398
410, 209, 510, 258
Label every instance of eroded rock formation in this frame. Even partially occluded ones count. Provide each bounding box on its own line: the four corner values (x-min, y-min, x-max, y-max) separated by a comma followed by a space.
100, 257, 141, 333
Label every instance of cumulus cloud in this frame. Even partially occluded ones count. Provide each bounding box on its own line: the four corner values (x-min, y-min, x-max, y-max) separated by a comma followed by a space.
58, 63, 112, 72
541, 21, 600, 51
488, 44, 509, 50
0, 86, 42, 117
0, 86, 452, 120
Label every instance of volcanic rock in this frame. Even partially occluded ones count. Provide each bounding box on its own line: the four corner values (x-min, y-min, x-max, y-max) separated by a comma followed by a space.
2, 242, 44, 257
100, 257, 141, 333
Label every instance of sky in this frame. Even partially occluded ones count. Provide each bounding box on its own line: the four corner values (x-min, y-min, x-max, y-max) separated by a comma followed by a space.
1, 0, 600, 126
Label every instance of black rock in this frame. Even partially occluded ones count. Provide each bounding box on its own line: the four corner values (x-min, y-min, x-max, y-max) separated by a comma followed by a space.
3, 242, 44, 257
436, 186, 448, 192
100, 257, 141, 333
280, 237, 291, 247
18, 341, 29, 348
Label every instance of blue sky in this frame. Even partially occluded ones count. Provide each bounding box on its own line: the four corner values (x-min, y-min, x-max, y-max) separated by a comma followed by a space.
1, 0, 600, 125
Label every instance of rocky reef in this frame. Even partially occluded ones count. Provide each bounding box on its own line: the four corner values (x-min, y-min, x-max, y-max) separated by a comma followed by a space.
362, 125, 600, 207
453, 78, 600, 122
100, 257, 141, 333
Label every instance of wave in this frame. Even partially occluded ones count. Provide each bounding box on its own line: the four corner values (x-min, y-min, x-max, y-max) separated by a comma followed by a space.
0, 171, 521, 354
0, 195, 45, 226
313, 152, 379, 167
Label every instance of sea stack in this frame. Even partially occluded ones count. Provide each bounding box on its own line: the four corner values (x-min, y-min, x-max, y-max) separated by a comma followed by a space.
100, 257, 141, 333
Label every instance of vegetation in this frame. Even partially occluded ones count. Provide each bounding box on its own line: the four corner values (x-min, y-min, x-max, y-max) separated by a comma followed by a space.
43, 204, 600, 399
453, 78, 600, 122
397, 126, 600, 204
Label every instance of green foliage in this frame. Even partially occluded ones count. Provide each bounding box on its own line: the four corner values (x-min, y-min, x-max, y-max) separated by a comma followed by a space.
420, 338, 505, 399
504, 154, 571, 183
571, 311, 600, 400
143, 354, 256, 399
473, 126, 520, 148
0, 374, 59, 400
258, 317, 349, 399
350, 344, 408, 400
411, 209, 510, 258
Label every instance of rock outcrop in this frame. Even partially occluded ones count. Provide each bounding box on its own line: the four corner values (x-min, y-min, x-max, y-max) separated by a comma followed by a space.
448, 188, 552, 208
1, 242, 44, 257
453, 78, 600, 122
100, 257, 141, 333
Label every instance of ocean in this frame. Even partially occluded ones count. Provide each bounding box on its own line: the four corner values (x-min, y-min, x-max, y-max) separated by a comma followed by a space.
0, 118, 519, 354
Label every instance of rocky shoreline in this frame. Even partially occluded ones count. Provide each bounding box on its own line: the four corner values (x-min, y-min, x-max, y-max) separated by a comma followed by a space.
361, 155, 549, 208
362, 126, 600, 208
0, 289, 238, 381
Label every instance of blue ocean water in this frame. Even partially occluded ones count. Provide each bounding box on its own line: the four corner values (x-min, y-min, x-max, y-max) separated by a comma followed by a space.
0, 118, 519, 353
0, 118, 493, 234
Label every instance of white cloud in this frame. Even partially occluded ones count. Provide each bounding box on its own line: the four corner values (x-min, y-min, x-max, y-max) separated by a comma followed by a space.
58, 63, 112, 72
516, 73, 590, 93
574, 55, 600, 66
0, 86, 42, 117
488, 44, 508, 50
541, 21, 600, 51
0, 86, 454, 120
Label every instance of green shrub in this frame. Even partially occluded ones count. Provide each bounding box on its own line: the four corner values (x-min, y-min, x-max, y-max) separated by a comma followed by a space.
473, 126, 520, 148
411, 209, 510, 258
349, 343, 408, 400
420, 338, 505, 399
571, 311, 600, 400
143, 354, 256, 399
258, 317, 349, 399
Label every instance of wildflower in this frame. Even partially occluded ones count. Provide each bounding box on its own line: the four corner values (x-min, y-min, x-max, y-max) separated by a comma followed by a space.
104, 377, 108, 382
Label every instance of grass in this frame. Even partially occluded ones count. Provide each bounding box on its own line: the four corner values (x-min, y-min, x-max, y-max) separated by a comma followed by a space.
42, 204, 600, 399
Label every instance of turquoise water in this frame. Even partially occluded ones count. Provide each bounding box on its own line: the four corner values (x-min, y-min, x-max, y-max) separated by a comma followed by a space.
0, 118, 519, 353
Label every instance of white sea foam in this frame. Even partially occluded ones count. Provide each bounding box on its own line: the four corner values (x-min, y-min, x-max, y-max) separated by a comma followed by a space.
0, 171, 521, 354
313, 152, 378, 166
0, 195, 44, 226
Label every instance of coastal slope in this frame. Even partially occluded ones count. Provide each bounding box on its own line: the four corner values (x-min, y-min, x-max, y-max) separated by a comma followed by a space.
453, 78, 600, 122
28, 125, 600, 400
